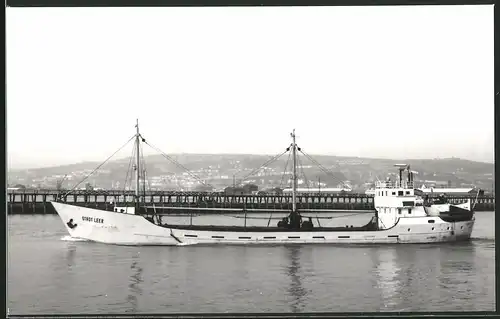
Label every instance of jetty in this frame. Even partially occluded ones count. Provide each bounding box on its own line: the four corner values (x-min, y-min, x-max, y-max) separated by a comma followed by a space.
6, 189, 495, 214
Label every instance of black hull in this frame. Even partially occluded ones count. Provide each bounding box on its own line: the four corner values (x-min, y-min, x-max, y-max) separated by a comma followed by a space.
439, 205, 474, 223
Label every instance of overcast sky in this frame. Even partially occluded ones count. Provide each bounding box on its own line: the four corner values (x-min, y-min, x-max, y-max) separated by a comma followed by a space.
6, 6, 494, 169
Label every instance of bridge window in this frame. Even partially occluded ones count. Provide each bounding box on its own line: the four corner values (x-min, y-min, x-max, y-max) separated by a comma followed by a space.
406, 191, 411, 195
398, 208, 402, 214
398, 191, 404, 196
428, 220, 435, 223
392, 192, 396, 195
408, 209, 412, 214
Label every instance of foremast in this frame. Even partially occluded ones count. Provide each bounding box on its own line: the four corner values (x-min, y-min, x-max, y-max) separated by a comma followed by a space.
135, 119, 141, 212
287, 129, 302, 229
291, 129, 298, 213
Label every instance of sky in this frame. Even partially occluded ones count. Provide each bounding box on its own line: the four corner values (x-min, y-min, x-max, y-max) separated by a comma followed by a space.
6, 6, 494, 169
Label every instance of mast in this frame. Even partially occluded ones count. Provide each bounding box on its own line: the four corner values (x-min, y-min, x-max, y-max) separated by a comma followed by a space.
135, 119, 141, 208
291, 129, 297, 213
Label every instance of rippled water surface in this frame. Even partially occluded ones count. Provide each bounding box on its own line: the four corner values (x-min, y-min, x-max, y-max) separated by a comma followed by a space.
8, 212, 495, 314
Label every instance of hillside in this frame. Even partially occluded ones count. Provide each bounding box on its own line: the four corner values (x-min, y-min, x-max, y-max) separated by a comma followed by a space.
7, 153, 494, 192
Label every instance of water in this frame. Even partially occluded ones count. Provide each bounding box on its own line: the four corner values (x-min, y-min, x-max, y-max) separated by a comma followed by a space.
8, 212, 495, 314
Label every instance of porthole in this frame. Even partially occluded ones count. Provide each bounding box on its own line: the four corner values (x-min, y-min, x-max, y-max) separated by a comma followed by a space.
447, 227, 450, 230
461, 226, 463, 229
408, 228, 411, 231
432, 227, 434, 230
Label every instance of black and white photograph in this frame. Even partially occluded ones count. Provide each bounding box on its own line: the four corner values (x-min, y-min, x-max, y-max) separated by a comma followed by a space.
6, 5, 495, 316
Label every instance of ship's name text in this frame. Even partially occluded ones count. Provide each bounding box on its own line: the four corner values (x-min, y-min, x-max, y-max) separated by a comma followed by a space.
82, 216, 104, 223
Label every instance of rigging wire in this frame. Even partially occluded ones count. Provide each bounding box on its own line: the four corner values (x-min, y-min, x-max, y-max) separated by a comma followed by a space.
62, 135, 136, 198
56, 174, 69, 191
140, 141, 154, 195
299, 149, 351, 189
123, 140, 137, 194
139, 141, 146, 197
139, 142, 156, 214
237, 146, 291, 187
141, 138, 216, 190
279, 151, 292, 190
296, 153, 310, 191
296, 154, 309, 211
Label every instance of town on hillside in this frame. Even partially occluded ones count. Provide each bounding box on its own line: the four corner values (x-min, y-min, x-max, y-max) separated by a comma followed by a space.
7, 155, 494, 196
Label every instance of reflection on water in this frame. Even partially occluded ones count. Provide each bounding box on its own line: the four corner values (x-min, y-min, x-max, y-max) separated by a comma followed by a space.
372, 248, 401, 309
66, 245, 77, 268
7, 212, 495, 314
126, 255, 143, 312
285, 245, 307, 313
365, 242, 492, 312
437, 243, 479, 308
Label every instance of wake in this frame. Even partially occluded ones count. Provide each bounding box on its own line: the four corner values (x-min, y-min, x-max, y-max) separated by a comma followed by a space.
176, 242, 198, 246
60, 235, 90, 242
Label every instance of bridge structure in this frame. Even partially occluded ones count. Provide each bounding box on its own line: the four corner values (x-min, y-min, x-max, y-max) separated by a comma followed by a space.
6, 189, 496, 214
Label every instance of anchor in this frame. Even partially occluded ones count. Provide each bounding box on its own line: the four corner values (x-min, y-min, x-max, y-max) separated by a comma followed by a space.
66, 219, 78, 229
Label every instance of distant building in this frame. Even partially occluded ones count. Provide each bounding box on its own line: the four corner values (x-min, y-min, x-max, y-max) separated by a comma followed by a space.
224, 183, 259, 195
283, 187, 352, 194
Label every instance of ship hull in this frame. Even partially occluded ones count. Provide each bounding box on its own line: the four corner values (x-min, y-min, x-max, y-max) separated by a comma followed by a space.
51, 202, 475, 246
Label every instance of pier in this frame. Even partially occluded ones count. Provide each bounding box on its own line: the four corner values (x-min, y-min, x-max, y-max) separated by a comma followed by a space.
6, 189, 495, 214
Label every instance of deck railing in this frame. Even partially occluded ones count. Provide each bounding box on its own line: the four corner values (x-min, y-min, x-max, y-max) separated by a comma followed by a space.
374, 181, 415, 189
